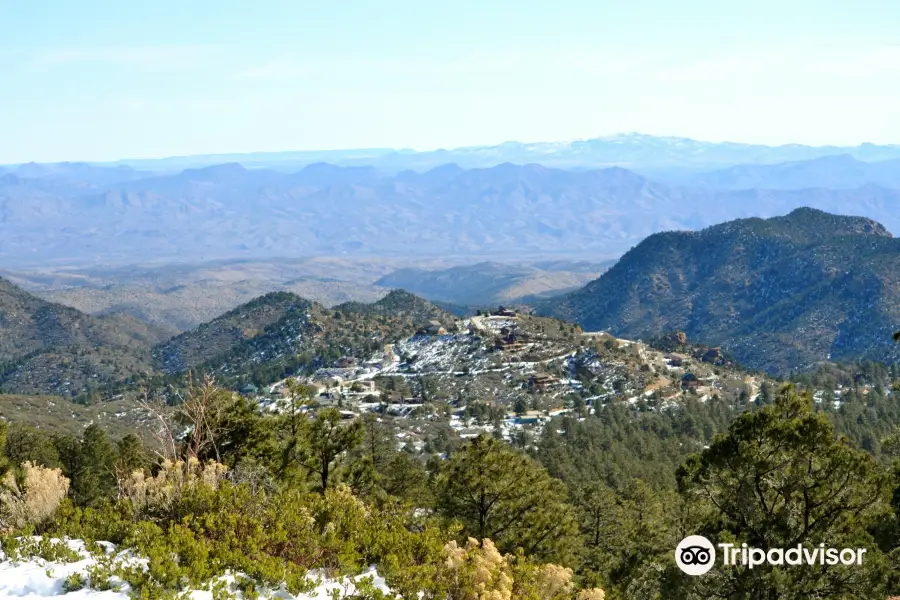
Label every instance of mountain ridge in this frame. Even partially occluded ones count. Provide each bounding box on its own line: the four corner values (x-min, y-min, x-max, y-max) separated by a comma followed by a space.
0, 277, 160, 397
16, 132, 899, 172
6, 162, 900, 268
538, 208, 900, 374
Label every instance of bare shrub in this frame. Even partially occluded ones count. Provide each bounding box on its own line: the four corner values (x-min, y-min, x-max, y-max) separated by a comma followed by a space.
122, 457, 227, 515
0, 462, 70, 530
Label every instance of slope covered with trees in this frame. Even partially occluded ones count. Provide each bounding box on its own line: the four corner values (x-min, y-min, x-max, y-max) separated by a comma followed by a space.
0, 277, 161, 397
541, 208, 900, 375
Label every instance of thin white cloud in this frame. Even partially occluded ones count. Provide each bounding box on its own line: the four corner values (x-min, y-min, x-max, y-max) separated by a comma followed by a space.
237, 52, 526, 80
30, 45, 220, 71
655, 44, 900, 83
238, 55, 326, 79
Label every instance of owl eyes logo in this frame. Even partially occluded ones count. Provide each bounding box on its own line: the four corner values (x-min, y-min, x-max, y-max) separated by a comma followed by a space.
676, 536, 716, 575
680, 545, 712, 565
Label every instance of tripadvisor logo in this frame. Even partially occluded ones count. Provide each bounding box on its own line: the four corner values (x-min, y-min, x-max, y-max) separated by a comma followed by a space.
675, 536, 869, 576
676, 536, 716, 576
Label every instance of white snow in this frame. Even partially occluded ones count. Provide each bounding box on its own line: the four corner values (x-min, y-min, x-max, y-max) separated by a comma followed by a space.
0, 538, 393, 600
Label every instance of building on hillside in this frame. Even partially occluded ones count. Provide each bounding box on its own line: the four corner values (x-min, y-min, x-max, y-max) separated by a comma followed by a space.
494, 306, 517, 317
495, 326, 530, 352
417, 320, 447, 336
529, 373, 557, 390
239, 383, 258, 395
665, 353, 687, 367
681, 372, 701, 390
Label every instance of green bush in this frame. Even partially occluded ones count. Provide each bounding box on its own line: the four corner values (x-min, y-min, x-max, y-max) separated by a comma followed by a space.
62, 572, 86, 593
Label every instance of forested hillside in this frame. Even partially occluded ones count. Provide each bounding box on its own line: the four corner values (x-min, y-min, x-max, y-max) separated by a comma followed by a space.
541, 208, 900, 374
0, 277, 160, 397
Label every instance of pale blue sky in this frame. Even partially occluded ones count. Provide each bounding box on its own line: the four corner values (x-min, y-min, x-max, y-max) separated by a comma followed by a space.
2, 0, 899, 162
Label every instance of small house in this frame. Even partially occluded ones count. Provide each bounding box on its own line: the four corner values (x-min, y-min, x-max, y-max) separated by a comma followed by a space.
681, 373, 701, 390
418, 320, 447, 336
529, 374, 557, 390
239, 383, 259, 395
515, 414, 541, 425
665, 353, 686, 367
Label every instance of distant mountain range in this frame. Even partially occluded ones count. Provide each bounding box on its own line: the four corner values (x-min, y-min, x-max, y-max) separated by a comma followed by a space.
646, 154, 900, 190
5, 159, 900, 268
539, 208, 900, 374
10, 133, 897, 172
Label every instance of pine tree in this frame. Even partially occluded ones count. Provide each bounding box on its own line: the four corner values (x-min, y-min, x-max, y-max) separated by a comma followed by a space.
435, 434, 579, 564
71, 425, 117, 507
678, 384, 890, 599
283, 407, 363, 492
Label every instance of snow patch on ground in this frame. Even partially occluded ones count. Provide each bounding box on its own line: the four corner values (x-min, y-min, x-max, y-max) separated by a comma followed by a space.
0, 539, 392, 600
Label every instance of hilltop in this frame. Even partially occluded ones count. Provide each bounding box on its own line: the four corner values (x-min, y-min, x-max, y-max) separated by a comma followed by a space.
152, 292, 314, 374
152, 289, 461, 386
0, 277, 164, 397
540, 208, 900, 374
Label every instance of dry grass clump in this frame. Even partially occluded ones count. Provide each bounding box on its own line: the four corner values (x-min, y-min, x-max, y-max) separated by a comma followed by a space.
121, 457, 227, 514
441, 537, 605, 600
0, 461, 70, 530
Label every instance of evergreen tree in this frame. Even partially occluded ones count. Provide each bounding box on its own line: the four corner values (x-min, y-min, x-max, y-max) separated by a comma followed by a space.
283, 407, 363, 492
4, 424, 61, 469
678, 384, 890, 599
115, 433, 147, 480
71, 425, 118, 507
435, 435, 579, 564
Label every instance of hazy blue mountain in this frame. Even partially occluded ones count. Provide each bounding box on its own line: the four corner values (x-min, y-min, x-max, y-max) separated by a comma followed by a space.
4, 162, 900, 268
646, 154, 900, 190
56, 133, 900, 172
87, 148, 403, 172
283, 163, 384, 187
12, 162, 149, 185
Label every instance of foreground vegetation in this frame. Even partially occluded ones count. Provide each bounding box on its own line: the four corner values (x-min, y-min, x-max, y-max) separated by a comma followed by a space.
4, 375, 900, 598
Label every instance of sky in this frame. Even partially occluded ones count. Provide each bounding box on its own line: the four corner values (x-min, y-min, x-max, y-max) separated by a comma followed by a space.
1, 0, 900, 163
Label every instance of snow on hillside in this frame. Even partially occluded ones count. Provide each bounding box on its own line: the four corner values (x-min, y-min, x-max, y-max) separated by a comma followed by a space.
379, 333, 488, 375
0, 538, 392, 600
